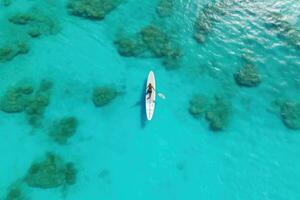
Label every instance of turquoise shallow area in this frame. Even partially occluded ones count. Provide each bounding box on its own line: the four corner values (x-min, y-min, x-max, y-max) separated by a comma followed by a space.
1, 0, 300, 199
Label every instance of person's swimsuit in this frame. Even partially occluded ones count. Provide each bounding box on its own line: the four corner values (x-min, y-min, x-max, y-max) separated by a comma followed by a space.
147, 86, 153, 99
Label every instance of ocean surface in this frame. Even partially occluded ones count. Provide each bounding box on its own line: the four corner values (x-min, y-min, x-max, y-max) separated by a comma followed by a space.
0, 0, 300, 199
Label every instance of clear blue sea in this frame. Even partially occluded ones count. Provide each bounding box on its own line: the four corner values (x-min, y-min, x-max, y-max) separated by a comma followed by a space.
1, 0, 300, 199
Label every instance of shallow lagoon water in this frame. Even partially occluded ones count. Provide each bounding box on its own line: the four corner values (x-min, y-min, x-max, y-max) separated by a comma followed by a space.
0, 0, 300, 199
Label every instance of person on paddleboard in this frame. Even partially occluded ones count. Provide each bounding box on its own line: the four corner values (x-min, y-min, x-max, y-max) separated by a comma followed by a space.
146, 83, 155, 100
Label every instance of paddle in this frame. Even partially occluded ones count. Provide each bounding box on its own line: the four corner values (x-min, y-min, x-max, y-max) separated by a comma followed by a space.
157, 93, 166, 99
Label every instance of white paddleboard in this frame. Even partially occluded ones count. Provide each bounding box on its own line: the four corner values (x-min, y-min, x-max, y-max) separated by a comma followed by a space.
145, 71, 156, 120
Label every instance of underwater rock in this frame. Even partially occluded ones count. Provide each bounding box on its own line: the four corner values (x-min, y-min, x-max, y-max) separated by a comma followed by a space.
234, 63, 260, 87
0, 85, 33, 113
0, 41, 29, 62
114, 36, 145, 57
156, 0, 174, 18
92, 86, 118, 107
205, 96, 231, 131
67, 0, 122, 20
280, 101, 300, 130
188, 95, 209, 118
49, 117, 78, 144
25, 153, 77, 188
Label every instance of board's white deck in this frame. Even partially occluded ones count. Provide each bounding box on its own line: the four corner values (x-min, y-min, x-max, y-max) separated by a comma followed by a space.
146, 71, 156, 120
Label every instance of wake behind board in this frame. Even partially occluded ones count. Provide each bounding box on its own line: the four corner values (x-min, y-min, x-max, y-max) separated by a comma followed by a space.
146, 71, 156, 120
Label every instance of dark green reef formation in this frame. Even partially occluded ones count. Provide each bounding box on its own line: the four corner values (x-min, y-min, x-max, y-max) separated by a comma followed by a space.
92, 86, 119, 107
67, 0, 122, 20
25, 153, 77, 188
0, 41, 29, 63
156, 0, 174, 18
279, 101, 300, 130
234, 63, 261, 87
0, 80, 53, 127
114, 24, 182, 70
194, 1, 228, 43
2, 0, 11, 7
265, 11, 300, 50
49, 117, 79, 144
4, 183, 26, 200
189, 95, 231, 131
8, 11, 61, 38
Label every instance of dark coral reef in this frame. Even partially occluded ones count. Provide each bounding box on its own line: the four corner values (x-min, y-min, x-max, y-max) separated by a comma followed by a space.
48, 117, 79, 144
114, 24, 182, 70
0, 84, 33, 113
279, 100, 300, 130
2, 0, 11, 7
0, 79, 53, 127
4, 183, 26, 200
0, 41, 29, 63
265, 11, 300, 50
8, 11, 61, 38
156, 0, 174, 18
205, 96, 231, 131
67, 0, 122, 20
189, 95, 231, 131
194, 1, 228, 43
92, 86, 119, 107
114, 36, 145, 57
188, 95, 209, 119
25, 80, 53, 127
25, 153, 77, 188
234, 63, 261, 87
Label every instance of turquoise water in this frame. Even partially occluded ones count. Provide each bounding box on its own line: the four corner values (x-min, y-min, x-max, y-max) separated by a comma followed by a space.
1, 0, 300, 199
